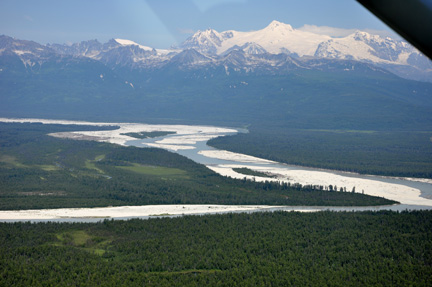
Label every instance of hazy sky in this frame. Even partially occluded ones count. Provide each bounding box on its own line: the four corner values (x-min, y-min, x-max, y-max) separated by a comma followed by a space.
0, 0, 397, 48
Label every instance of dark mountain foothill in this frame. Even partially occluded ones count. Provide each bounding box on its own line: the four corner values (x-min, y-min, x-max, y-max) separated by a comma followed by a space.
1, 33, 431, 131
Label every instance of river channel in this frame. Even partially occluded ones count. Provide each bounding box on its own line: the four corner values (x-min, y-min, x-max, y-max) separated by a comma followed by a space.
1, 118, 432, 222
124, 129, 432, 210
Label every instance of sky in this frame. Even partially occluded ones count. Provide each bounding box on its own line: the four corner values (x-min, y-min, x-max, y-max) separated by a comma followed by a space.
0, 0, 398, 48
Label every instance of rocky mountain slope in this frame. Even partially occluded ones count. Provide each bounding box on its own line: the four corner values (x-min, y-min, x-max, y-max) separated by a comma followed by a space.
1, 20, 430, 82
1, 22, 432, 131
177, 21, 431, 81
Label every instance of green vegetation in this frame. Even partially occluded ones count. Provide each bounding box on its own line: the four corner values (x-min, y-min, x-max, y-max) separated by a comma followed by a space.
3, 62, 432, 131
117, 163, 188, 178
0, 155, 27, 168
56, 230, 93, 246
85, 155, 106, 174
3, 59, 432, 179
233, 167, 277, 178
121, 131, 176, 139
0, 154, 60, 171
55, 230, 112, 256
0, 122, 395, 210
209, 127, 432, 178
1, 210, 432, 286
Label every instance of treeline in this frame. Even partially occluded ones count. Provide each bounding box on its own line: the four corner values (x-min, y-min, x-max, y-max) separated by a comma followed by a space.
209, 127, 432, 178
0, 123, 395, 210
233, 167, 277, 178
121, 131, 175, 139
1, 210, 432, 286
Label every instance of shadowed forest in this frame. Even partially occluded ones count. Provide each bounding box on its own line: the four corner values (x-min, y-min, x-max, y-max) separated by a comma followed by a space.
1, 211, 431, 286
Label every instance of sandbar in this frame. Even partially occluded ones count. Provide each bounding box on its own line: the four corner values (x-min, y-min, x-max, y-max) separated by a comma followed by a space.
0, 205, 281, 220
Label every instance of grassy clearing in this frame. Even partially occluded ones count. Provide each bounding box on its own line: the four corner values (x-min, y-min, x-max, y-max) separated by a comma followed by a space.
95, 154, 105, 161
56, 230, 91, 246
118, 163, 188, 178
85, 154, 106, 174
55, 230, 111, 256
0, 155, 59, 171
38, 164, 59, 171
0, 155, 27, 168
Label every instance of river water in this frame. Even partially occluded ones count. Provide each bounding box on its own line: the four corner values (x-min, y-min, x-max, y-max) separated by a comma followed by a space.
124, 130, 432, 207
1, 118, 432, 222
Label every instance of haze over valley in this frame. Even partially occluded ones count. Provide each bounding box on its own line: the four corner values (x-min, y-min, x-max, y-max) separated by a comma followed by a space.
1, 21, 432, 132
1, 3, 432, 284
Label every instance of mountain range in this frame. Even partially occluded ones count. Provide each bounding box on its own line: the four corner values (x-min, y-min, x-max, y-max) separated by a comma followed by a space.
1, 20, 430, 82
1, 21, 432, 131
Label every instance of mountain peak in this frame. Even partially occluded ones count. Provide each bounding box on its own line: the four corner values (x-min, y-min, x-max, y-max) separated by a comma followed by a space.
180, 28, 223, 54
352, 30, 372, 39
193, 29, 222, 43
202, 28, 219, 35
170, 48, 212, 66
114, 39, 154, 51
265, 20, 293, 32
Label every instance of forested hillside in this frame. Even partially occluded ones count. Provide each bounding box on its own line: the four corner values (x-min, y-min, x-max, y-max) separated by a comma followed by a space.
2, 52, 432, 132
209, 127, 432, 178
1, 211, 431, 286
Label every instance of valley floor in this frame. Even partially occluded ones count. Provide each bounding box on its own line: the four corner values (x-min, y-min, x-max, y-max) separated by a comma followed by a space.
29, 118, 432, 206
2, 118, 432, 221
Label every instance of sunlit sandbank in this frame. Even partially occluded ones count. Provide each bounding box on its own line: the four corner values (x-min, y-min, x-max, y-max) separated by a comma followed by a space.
207, 164, 432, 206
72, 124, 236, 148
199, 150, 276, 164
2, 117, 432, 212
0, 205, 283, 220
0, 118, 237, 149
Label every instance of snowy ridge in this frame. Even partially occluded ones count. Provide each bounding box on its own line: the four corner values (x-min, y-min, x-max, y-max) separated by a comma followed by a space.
115, 39, 154, 51
314, 31, 419, 65
180, 29, 225, 55
177, 20, 431, 81
1, 19, 431, 82
114, 38, 171, 55
222, 42, 268, 55
181, 20, 430, 67
218, 20, 331, 56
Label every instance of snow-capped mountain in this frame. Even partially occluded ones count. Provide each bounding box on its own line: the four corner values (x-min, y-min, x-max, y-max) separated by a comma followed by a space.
0, 35, 56, 68
180, 28, 226, 55
182, 20, 429, 65
2, 32, 432, 133
168, 49, 213, 67
222, 42, 268, 55
314, 31, 416, 64
114, 39, 171, 55
179, 21, 331, 57
46, 38, 175, 68
1, 20, 431, 82
178, 20, 431, 81
224, 20, 331, 56
47, 38, 171, 58
47, 39, 105, 58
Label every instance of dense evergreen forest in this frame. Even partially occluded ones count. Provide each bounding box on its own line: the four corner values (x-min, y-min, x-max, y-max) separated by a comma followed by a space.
0, 123, 394, 210
1, 211, 431, 286
209, 126, 432, 178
